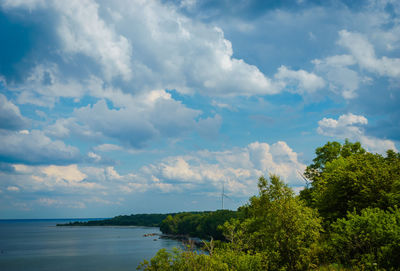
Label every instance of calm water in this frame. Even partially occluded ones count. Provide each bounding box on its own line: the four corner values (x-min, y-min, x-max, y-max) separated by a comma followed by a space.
0, 219, 183, 271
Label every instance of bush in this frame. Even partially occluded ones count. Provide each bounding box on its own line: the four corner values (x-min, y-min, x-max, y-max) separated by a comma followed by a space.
328, 207, 400, 270
221, 175, 322, 270
137, 248, 265, 271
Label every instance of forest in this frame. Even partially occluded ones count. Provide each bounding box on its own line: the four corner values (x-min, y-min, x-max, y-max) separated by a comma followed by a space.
57, 213, 173, 227
138, 141, 400, 271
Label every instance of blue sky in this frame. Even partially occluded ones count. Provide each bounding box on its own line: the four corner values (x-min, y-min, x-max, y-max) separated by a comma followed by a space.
0, 0, 399, 218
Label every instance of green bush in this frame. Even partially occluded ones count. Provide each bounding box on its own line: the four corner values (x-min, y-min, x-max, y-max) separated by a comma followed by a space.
137, 248, 265, 271
221, 175, 322, 271
328, 207, 400, 270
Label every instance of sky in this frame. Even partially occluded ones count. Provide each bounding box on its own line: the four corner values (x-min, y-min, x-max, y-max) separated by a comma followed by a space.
0, 0, 399, 219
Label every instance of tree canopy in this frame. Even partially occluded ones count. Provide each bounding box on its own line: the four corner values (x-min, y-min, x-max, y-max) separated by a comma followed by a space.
137, 140, 400, 270
301, 141, 400, 222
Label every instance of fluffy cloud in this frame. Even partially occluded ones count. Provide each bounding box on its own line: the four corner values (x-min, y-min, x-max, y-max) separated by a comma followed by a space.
1, 0, 322, 102
0, 94, 27, 130
54, 0, 132, 81
42, 164, 87, 183
71, 90, 209, 148
312, 54, 362, 99
85, 140, 306, 196
274, 65, 325, 94
142, 141, 306, 196
2, 0, 132, 81
9, 164, 101, 191
317, 113, 397, 154
0, 140, 306, 200
7, 186, 20, 192
0, 130, 80, 165
313, 29, 400, 99
338, 30, 400, 78
37, 198, 86, 209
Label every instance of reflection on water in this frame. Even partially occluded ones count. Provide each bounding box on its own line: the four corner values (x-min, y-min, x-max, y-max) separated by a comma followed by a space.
0, 219, 183, 271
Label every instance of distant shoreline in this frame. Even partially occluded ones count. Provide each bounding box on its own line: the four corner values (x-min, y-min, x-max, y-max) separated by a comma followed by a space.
56, 213, 173, 227
0, 218, 109, 221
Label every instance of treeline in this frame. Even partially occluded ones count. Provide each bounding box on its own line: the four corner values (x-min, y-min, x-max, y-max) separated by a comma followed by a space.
160, 210, 238, 240
139, 140, 400, 271
57, 213, 173, 227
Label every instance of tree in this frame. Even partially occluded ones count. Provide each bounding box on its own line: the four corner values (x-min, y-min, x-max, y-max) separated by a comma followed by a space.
305, 140, 365, 175
328, 207, 400, 269
301, 141, 400, 222
222, 175, 322, 270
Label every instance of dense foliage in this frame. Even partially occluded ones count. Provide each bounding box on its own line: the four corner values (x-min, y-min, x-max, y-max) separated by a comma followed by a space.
220, 175, 322, 270
137, 248, 264, 271
139, 141, 400, 270
301, 141, 400, 222
160, 210, 238, 240
57, 213, 173, 227
328, 207, 400, 269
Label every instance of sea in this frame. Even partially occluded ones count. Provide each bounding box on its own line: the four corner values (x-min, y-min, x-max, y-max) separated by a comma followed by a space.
0, 219, 184, 271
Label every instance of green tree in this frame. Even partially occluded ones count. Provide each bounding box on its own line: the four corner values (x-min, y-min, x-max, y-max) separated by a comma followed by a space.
300, 140, 365, 208
328, 207, 400, 270
160, 215, 178, 234
159, 210, 237, 240
137, 247, 264, 271
222, 175, 322, 270
301, 141, 400, 222
305, 140, 365, 175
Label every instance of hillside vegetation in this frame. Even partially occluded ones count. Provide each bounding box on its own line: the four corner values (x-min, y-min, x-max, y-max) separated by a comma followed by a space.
139, 141, 400, 271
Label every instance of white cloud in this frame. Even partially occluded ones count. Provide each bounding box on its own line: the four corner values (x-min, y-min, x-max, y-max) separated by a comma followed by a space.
159, 157, 203, 182
312, 54, 361, 99
1, 140, 305, 200
93, 144, 122, 152
45, 118, 73, 138
312, 28, 400, 99
274, 65, 325, 94
54, 0, 132, 81
142, 141, 306, 196
87, 152, 102, 162
338, 30, 400, 78
7, 186, 20, 192
0, 94, 27, 130
2, 0, 321, 99
42, 164, 87, 183
10, 164, 102, 191
2, 0, 132, 81
70, 90, 204, 148
317, 113, 397, 154
0, 130, 80, 165
37, 197, 87, 208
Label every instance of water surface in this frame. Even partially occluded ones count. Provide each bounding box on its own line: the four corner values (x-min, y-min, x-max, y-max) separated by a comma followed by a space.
0, 219, 183, 271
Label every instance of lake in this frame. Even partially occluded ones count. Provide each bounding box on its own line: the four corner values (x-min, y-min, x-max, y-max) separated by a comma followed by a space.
0, 219, 183, 271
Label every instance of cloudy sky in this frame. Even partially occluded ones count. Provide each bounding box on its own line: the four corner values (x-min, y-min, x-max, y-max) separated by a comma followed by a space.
0, 0, 399, 218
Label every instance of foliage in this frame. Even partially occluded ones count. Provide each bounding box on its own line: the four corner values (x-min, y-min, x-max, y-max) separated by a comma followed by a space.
300, 140, 365, 206
57, 213, 173, 227
221, 175, 322, 270
159, 210, 238, 240
137, 247, 265, 271
75, 140, 399, 270
327, 207, 400, 270
305, 140, 366, 176
301, 141, 400, 222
